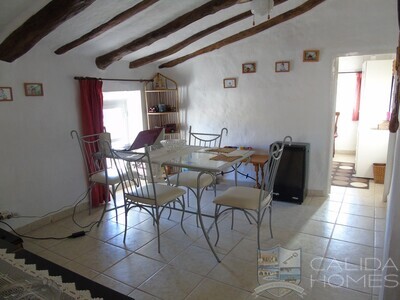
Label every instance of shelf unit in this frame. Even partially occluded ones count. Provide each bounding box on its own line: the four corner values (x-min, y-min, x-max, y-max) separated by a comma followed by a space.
144, 73, 180, 139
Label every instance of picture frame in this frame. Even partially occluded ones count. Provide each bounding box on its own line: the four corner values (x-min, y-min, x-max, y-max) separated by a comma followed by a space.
242, 62, 256, 73
275, 61, 290, 72
0, 87, 13, 101
223, 78, 237, 88
303, 50, 320, 62
24, 83, 43, 96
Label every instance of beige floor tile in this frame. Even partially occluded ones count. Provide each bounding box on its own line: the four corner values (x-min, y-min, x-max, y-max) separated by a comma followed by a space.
208, 254, 259, 292
228, 238, 259, 263
284, 232, 330, 257
129, 288, 162, 300
375, 207, 387, 219
326, 239, 374, 267
37, 249, 71, 266
85, 221, 125, 242
374, 218, 386, 232
48, 234, 103, 260
138, 265, 203, 300
318, 258, 373, 294
332, 225, 374, 247
26, 223, 74, 249
193, 225, 244, 255
186, 278, 252, 300
309, 280, 371, 300
63, 260, 100, 279
110, 208, 151, 226
133, 217, 181, 235
136, 235, 192, 263
107, 227, 157, 251
374, 231, 385, 248
169, 245, 221, 276
12, 182, 389, 300
309, 209, 339, 224
340, 203, 375, 218
296, 219, 335, 238
162, 222, 206, 243
104, 252, 165, 287
93, 273, 134, 296
336, 213, 375, 230
73, 241, 131, 272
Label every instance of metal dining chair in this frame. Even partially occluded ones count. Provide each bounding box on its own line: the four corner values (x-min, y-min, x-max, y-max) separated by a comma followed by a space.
166, 126, 228, 207
71, 130, 122, 224
213, 136, 292, 249
111, 147, 186, 253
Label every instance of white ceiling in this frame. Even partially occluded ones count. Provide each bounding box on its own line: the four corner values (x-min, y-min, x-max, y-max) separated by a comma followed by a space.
0, 0, 304, 68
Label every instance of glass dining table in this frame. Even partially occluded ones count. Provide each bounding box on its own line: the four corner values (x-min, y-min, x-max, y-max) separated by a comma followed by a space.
148, 145, 254, 262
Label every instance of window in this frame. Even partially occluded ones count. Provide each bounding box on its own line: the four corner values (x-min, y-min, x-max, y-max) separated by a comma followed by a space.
103, 91, 143, 149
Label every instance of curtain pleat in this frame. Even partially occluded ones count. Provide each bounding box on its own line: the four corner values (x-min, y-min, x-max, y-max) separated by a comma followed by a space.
352, 72, 362, 121
79, 79, 106, 207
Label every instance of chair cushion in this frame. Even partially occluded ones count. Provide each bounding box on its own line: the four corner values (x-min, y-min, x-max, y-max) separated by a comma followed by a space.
126, 184, 186, 206
90, 168, 121, 185
168, 171, 214, 189
213, 186, 271, 210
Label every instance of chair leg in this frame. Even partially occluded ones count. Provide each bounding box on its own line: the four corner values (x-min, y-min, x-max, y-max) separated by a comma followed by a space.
179, 196, 186, 235
269, 205, 273, 239
214, 205, 221, 246
123, 206, 128, 243
231, 210, 234, 230
155, 206, 161, 253
186, 187, 190, 207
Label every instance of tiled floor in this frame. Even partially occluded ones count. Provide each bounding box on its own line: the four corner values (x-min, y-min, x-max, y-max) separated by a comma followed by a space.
23, 161, 386, 300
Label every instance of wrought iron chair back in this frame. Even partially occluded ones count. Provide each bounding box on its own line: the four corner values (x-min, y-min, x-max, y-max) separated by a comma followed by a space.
188, 126, 228, 148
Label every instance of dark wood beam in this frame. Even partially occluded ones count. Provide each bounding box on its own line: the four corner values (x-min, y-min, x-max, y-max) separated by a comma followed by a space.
95, 0, 239, 70
159, 0, 326, 69
0, 0, 95, 63
55, 0, 158, 55
129, 0, 289, 68
129, 11, 252, 68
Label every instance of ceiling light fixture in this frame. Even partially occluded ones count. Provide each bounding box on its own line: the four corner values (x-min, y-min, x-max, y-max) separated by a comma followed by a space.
251, 0, 274, 25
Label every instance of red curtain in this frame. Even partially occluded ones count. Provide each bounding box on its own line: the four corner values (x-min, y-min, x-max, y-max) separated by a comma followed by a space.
79, 79, 106, 207
352, 72, 362, 121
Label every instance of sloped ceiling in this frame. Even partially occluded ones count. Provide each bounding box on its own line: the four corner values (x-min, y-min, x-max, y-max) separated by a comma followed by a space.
0, 0, 325, 70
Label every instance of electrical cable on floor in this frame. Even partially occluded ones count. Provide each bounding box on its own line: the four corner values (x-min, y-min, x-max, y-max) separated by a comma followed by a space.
0, 220, 87, 240
0, 186, 104, 241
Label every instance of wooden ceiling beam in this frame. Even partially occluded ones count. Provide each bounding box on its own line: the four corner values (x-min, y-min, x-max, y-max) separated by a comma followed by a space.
129, 11, 252, 68
129, 0, 289, 68
159, 0, 326, 69
0, 0, 95, 63
55, 0, 159, 55
95, 0, 239, 70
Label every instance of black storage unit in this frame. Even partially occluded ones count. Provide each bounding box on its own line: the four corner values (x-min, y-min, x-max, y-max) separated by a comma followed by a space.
272, 142, 310, 204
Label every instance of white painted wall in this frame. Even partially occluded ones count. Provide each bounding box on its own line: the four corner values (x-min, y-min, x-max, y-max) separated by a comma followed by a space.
0, 0, 397, 229
0, 46, 154, 229
164, 0, 398, 194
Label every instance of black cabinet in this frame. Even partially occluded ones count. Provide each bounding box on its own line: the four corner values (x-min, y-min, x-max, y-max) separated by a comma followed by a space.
272, 142, 310, 204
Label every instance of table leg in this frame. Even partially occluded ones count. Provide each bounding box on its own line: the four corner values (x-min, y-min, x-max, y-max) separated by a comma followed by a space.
197, 171, 221, 263
254, 163, 260, 188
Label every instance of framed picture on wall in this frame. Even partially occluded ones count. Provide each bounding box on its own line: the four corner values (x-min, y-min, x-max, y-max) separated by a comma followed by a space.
223, 78, 237, 88
0, 87, 13, 101
275, 61, 290, 72
242, 62, 256, 73
303, 50, 320, 62
24, 83, 44, 96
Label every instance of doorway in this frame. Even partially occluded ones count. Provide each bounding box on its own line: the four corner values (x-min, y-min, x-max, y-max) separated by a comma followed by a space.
332, 54, 395, 190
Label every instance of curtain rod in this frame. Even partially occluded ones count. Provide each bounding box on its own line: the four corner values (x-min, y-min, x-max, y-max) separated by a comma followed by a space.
74, 76, 153, 82
338, 71, 362, 74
